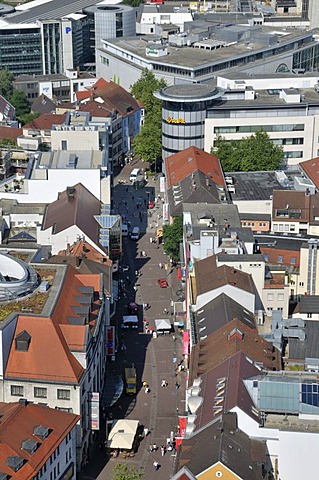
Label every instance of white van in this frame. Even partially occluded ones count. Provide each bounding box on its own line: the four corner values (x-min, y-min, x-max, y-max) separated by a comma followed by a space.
130, 227, 140, 240
130, 168, 140, 182
122, 224, 129, 237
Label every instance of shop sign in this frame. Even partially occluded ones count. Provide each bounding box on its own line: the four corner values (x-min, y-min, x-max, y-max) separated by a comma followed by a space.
166, 117, 186, 124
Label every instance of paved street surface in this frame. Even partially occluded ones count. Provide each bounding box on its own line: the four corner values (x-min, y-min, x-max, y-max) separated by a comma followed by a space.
79, 161, 186, 480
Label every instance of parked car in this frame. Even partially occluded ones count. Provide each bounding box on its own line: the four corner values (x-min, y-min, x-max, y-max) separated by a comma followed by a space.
157, 278, 168, 288
127, 302, 138, 314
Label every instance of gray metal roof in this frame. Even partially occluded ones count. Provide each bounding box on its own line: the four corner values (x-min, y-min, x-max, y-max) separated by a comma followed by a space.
298, 295, 319, 313
225, 170, 284, 201
6, 0, 102, 24
289, 320, 319, 361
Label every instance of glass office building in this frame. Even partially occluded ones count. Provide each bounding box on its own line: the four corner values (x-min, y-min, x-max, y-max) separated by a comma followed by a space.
0, 27, 42, 75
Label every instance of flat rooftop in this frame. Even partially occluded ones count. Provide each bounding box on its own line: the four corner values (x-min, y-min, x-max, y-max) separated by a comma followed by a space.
33, 150, 104, 173
212, 87, 319, 109
101, 28, 314, 71
226, 171, 286, 201
4, 0, 102, 24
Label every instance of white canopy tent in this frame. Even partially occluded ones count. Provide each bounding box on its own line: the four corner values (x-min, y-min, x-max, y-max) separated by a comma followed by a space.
155, 318, 172, 332
107, 419, 139, 450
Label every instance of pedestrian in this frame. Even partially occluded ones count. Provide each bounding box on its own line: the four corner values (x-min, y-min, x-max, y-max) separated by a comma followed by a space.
161, 379, 168, 387
150, 237, 153, 244
160, 445, 165, 457
172, 335, 176, 342
144, 427, 149, 437
153, 460, 159, 471
175, 381, 180, 390
159, 262, 163, 269
149, 444, 153, 452
142, 381, 148, 388
152, 443, 158, 452
145, 386, 151, 394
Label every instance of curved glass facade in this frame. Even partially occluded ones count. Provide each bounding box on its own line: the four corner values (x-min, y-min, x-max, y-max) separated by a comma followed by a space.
155, 85, 223, 159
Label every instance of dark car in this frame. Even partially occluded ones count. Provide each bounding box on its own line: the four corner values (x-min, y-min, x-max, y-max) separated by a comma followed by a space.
127, 302, 138, 314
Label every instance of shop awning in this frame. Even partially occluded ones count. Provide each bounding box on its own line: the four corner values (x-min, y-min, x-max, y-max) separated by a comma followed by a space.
107, 419, 139, 450
182, 331, 189, 355
155, 318, 171, 331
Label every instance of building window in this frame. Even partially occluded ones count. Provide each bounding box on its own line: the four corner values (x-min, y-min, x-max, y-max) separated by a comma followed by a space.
61, 140, 67, 150
291, 257, 296, 264
34, 387, 47, 398
277, 255, 283, 262
11, 385, 23, 396
277, 293, 284, 301
57, 389, 70, 400
307, 313, 312, 318
263, 254, 269, 261
267, 293, 274, 301
299, 282, 304, 287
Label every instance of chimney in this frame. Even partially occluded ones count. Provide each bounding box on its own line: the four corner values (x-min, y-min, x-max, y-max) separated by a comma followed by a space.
19, 398, 28, 407
66, 243, 71, 254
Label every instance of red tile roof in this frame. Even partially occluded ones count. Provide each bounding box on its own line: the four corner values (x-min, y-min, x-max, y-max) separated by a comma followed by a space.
0, 126, 23, 142
77, 78, 140, 117
0, 401, 79, 479
194, 255, 255, 299
23, 113, 66, 131
51, 265, 99, 326
300, 157, 319, 188
189, 318, 280, 385
165, 146, 225, 189
260, 247, 300, 268
5, 315, 84, 383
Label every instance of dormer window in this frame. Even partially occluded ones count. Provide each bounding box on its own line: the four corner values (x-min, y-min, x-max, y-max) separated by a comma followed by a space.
15, 331, 31, 351
21, 439, 38, 455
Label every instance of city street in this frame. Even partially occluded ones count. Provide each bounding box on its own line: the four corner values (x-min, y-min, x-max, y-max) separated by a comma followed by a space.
79, 161, 187, 480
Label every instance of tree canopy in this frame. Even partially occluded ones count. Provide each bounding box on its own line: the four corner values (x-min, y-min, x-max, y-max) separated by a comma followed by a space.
122, 0, 144, 7
213, 131, 284, 172
163, 215, 183, 261
0, 68, 14, 99
111, 463, 144, 480
10, 89, 31, 118
131, 69, 166, 165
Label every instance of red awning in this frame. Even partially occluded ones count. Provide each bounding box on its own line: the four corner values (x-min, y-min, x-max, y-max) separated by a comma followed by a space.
182, 331, 189, 355
178, 416, 187, 438
177, 267, 182, 280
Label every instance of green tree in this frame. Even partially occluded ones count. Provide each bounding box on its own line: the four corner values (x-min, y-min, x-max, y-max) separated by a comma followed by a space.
163, 215, 183, 261
122, 0, 143, 6
10, 89, 31, 118
131, 70, 166, 165
111, 463, 144, 480
0, 138, 17, 148
131, 69, 165, 113
0, 68, 14, 99
18, 112, 39, 126
214, 131, 284, 172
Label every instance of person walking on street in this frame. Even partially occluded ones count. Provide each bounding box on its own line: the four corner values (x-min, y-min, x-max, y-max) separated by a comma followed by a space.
153, 461, 159, 471
161, 445, 165, 457
152, 443, 158, 452
159, 262, 163, 269
144, 427, 149, 437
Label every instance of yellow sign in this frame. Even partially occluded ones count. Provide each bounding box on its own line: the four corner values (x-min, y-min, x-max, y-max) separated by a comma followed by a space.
166, 117, 186, 124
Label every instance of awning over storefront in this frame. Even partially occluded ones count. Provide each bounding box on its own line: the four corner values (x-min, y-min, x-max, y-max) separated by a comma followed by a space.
182, 331, 189, 355
176, 416, 187, 448
155, 318, 172, 332
107, 419, 139, 450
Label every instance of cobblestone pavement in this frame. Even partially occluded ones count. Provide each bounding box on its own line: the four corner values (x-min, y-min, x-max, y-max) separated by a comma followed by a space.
79, 162, 186, 480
